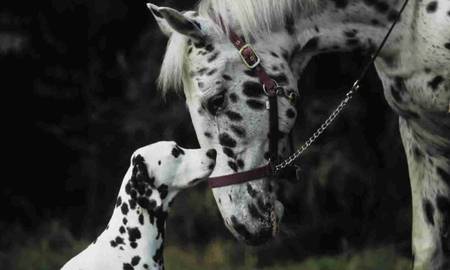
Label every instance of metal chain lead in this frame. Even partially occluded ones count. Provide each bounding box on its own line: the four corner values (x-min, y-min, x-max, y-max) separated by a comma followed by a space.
274, 82, 360, 172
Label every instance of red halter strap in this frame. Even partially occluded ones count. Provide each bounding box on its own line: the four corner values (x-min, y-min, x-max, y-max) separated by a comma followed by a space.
208, 18, 280, 189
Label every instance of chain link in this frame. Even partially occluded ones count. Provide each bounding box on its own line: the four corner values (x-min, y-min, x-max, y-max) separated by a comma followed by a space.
274, 83, 360, 172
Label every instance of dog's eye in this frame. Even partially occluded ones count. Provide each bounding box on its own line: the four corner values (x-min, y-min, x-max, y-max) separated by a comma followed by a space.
206, 91, 227, 115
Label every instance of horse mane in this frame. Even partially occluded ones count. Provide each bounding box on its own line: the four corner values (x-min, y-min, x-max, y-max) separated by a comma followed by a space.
158, 0, 317, 94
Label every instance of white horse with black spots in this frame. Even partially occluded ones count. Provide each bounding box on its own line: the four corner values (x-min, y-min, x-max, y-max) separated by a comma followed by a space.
61, 142, 216, 270
147, 0, 449, 269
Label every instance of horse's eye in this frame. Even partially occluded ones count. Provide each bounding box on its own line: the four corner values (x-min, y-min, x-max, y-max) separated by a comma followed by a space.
206, 92, 227, 115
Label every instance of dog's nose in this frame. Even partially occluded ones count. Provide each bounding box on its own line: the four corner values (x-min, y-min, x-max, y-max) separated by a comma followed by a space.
206, 149, 217, 160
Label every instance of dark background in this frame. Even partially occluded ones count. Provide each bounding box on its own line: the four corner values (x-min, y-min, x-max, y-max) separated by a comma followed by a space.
0, 0, 412, 269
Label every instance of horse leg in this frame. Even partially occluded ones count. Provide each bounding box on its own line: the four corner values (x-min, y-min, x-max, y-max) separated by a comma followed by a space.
399, 118, 449, 270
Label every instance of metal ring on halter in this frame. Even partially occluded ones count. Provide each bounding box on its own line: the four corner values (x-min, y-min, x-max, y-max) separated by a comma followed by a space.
263, 80, 283, 97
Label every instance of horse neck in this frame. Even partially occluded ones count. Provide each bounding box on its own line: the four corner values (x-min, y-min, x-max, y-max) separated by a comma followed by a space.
100, 175, 168, 270
291, 0, 412, 58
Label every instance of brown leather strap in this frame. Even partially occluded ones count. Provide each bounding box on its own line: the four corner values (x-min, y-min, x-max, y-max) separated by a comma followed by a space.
208, 164, 273, 188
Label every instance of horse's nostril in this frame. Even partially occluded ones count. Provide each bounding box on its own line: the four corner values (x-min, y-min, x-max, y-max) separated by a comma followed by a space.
206, 149, 217, 160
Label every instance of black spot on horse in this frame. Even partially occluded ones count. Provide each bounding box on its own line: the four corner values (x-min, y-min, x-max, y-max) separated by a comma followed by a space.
413, 147, 423, 160
229, 93, 238, 103
243, 81, 264, 97
270, 52, 279, 58
391, 86, 403, 103
228, 161, 238, 172
286, 109, 296, 119
223, 74, 232, 80
375, 1, 389, 13
219, 133, 237, 148
207, 68, 217, 76
445, 43, 450, 50
426, 1, 437, 13
204, 132, 212, 138
247, 184, 258, 198
172, 146, 185, 158
207, 52, 220, 62
237, 159, 244, 169
437, 167, 450, 187
331, 0, 348, 9
231, 215, 252, 239
303, 37, 319, 51
231, 125, 246, 138
229, 194, 233, 202
225, 110, 243, 121
246, 99, 265, 110
423, 199, 435, 226
428, 75, 444, 91
248, 203, 262, 219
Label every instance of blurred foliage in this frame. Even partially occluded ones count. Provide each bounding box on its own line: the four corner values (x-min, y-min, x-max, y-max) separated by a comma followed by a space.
2, 0, 412, 268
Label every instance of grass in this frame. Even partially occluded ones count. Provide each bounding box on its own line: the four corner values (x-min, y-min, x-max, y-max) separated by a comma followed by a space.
0, 221, 411, 270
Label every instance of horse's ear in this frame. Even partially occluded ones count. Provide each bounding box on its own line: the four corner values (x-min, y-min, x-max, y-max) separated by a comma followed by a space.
147, 3, 204, 39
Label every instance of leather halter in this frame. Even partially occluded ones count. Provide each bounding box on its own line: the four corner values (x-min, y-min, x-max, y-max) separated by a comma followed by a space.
208, 18, 283, 188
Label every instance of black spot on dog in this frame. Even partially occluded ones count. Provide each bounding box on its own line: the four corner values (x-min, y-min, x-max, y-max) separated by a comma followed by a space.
423, 199, 435, 226
223, 147, 235, 158
123, 218, 128, 225
138, 214, 144, 225
231, 125, 246, 138
130, 242, 137, 249
286, 109, 296, 119
207, 149, 217, 159
246, 99, 265, 110
110, 240, 118, 248
225, 110, 243, 121
143, 264, 149, 269
153, 243, 164, 266
123, 263, 134, 270
428, 76, 444, 90
243, 81, 264, 97
158, 184, 169, 200
223, 74, 232, 80
437, 167, 450, 187
121, 203, 129, 215
129, 199, 137, 210
426, 1, 437, 13
131, 256, 141, 266
116, 196, 122, 208
127, 227, 142, 243
219, 133, 237, 148
119, 226, 126, 234
228, 161, 238, 172
172, 146, 185, 158
445, 43, 450, 50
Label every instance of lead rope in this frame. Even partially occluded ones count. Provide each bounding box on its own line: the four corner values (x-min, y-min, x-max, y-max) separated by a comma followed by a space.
274, 0, 410, 173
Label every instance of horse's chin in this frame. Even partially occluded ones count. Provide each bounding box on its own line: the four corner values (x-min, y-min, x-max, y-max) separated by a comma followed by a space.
223, 196, 284, 246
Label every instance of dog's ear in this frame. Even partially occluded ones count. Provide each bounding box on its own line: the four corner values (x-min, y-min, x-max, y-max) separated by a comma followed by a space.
129, 154, 163, 211
147, 3, 204, 39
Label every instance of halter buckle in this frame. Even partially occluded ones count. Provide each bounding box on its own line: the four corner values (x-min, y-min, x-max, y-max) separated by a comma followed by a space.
263, 80, 283, 97
239, 44, 261, 69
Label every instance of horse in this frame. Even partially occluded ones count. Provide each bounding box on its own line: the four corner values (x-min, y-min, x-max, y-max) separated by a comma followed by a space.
147, 0, 449, 269
61, 142, 216, 270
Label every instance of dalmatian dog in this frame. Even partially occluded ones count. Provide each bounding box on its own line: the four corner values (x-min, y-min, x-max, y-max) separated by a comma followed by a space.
61, 141, 217, 270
